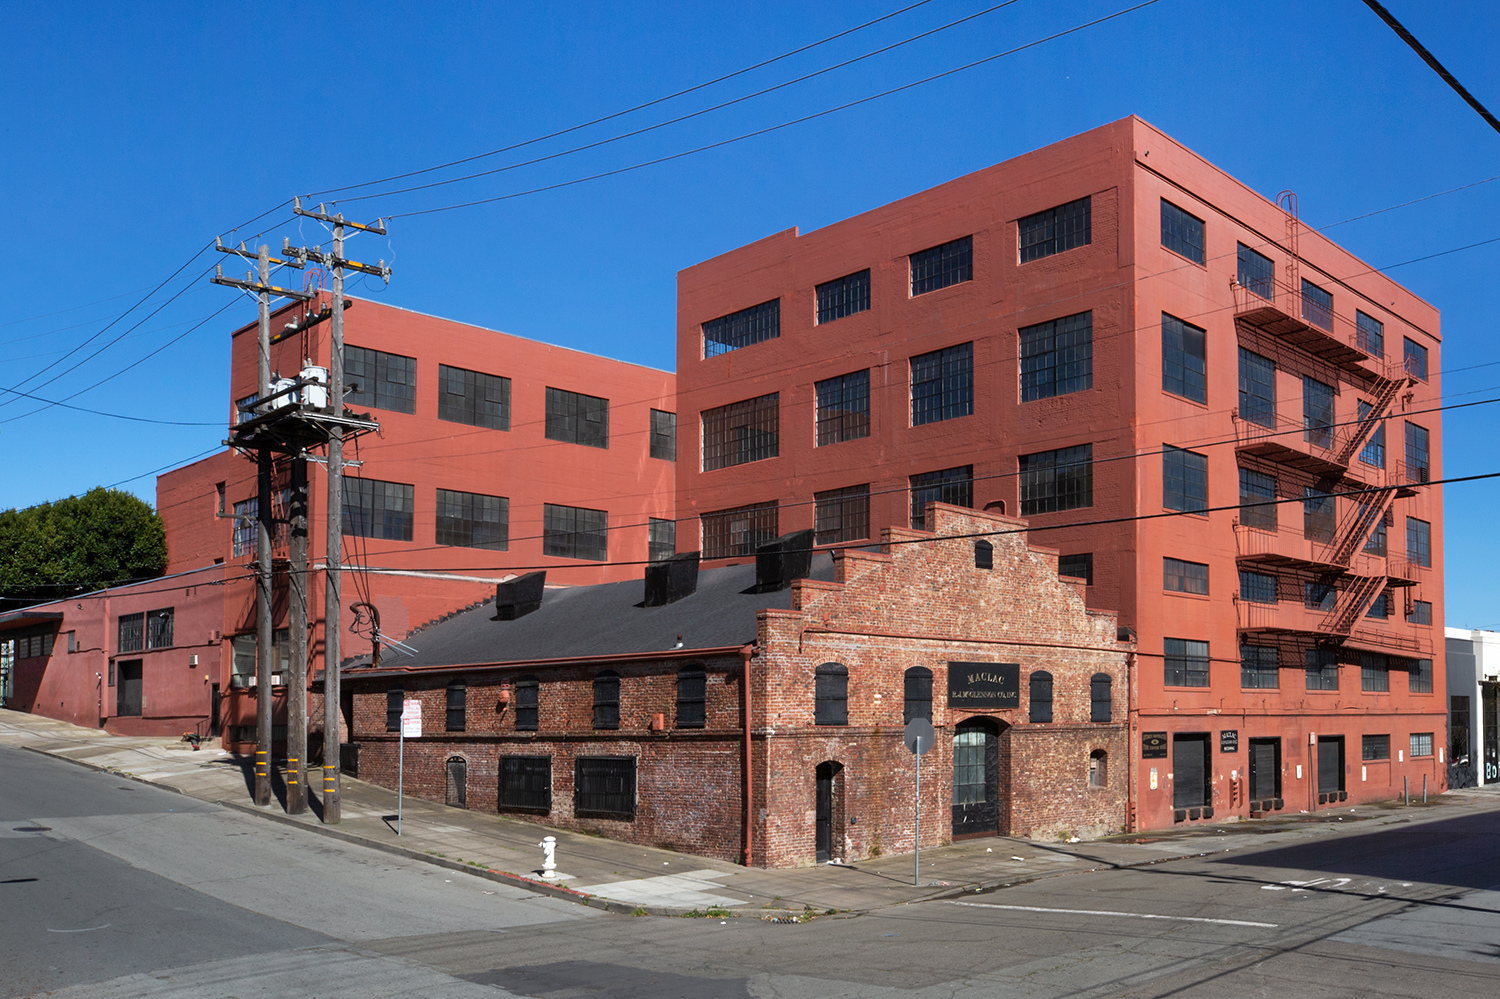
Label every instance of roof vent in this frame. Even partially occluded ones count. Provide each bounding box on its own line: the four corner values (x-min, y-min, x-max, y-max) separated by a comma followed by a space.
494, 571, 546, 620
755, 530, 815, 592
644, 551, 700, 607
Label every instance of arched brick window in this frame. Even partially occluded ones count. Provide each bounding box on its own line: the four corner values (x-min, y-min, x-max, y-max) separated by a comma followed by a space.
676, 664, 706, 728
1089, 749, 1107, 787
903, 666, 932, 723
593, 669, 621, 730
1029, 671, 1053, 723
446, 680, 466, 732
514, 675, 539, 731
815, 663, 848, 726
974, 540, 993, 569
1090, 673, 1112, 723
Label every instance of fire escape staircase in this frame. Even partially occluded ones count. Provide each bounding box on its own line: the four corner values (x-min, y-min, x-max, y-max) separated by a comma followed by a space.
1322, 487, 1398, 568
1333, 369, 1409, 468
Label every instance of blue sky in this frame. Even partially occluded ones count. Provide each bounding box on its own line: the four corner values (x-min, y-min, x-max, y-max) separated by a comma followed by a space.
1, 1, 1497, 625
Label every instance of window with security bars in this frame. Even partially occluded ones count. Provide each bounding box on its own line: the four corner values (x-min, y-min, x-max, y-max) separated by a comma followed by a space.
1303, 488, 1335, 543
1019, 197, 1091, 262
815, 370, 870, 446
1305, 649, 1338, 691
1058, 553, 1093, 585
514, 675, 539, 731
498, 756, 551, 812
1356, 310, 1384, 358
1407, 517, 1431, 567
1408, 600, 1432, 626
1363, 505, 1388, 556
575, 757, 637, 819
446, 681, 466, 732
1090, 674, 1112, 722
1020, 312, 1092, 401
543, 504, 608, 561
1240, 570, 1277, 604
232, 498, 257, 556
1405, 422, 1429, 482
1239, 467, 1277, 529
1163, 446, 1207, 513
1305, 579, 1337, 611
701, 393, 779, 470
700, 501, 777, 559
1164, 558, 1208, 594
1361, 652, 1390, 691
1161, 199, 1205, 264
676, 666, 706, 728
1029, 671, 1053, 723
545, 387, 609, 449
1020, 445, 1093, 515
345, 345, 416, 414
342, 477, 414, 541
814, 484, 869, 545
910, 236, 973, 295
145, 609, 173, 649
1366, 591, 1391, 619
1162, 314, 1207, 403
1403, 337, 1428, 380
953, 729, 987, 803
118, 613, 144, 654
703, 299, 780, 357
904, 667, 932, 724
1241, 644, 1279, 689
816, 269, 871, 323
1164, 638, 1209, 687
1237, 243, 1273, 299
1238, 348, 1275, 428
1410, 732, 1433, 758
1303, 377, 1334, 448
648, 518, 676, 561
815, 663, 848, 725
649, 409, 676, 461
1301, 279, 1333, 331
1357, 401, 1386, 468
435, 489, 508, 550
593, 670, 620, 729
910, 343, 973, 425
437, 364, 510, 430
909, 466, 972, 528
1362, 735, 1390, 761
1409, 658, 1433, 693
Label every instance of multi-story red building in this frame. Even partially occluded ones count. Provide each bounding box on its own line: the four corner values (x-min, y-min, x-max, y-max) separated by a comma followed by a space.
674, 116, 1445, 832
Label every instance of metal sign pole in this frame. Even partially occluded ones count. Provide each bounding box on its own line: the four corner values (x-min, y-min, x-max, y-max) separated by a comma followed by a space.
903, 717, 935, 889
398, 726, 403, 836
915, 749, 921, 886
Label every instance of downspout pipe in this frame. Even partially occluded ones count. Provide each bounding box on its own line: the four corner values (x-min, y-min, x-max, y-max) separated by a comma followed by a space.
740, 642, 755, 867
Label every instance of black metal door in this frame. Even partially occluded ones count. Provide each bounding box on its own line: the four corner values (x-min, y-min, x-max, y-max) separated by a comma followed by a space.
116, 660, 143, 717
1318, 737, 1344, 793
1249, 738, 1280, 801
446, 756, 467, 808
815, 764, 834, 862
209, 683, 221, 737
951, 719, 999, 837
1172, 734, 1209, 808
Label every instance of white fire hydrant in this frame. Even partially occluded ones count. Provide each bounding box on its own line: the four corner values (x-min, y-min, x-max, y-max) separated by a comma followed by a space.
539, 836, 558, 878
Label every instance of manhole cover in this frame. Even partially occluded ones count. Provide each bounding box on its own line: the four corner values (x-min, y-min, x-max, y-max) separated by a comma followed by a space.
12, 826, 51, 833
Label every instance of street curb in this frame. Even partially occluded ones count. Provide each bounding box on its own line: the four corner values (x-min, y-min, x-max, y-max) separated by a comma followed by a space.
20, 743, 187, 794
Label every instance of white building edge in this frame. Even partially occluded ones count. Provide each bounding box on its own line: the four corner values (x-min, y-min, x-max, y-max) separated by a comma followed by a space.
1444, 627, 1500, 786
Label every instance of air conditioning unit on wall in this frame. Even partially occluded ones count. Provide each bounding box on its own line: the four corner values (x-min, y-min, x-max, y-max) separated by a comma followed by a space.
188, 654, 199, 667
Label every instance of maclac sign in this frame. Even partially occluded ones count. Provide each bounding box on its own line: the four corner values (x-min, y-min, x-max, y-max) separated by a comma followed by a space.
947, 662, 1020, 709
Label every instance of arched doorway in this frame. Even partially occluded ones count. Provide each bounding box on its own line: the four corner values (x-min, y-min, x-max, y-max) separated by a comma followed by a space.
446, 756, 468, 808
815, 761, 844, 862
952, 717, 1006, 838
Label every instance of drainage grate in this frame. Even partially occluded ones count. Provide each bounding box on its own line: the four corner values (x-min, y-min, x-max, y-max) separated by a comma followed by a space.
12, 826, 52, 833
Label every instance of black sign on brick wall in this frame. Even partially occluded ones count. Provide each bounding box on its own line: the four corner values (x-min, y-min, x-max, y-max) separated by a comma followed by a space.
947, 662, 1020, 709
1220, 730, 1239, 753
1142, 731, 1168, 759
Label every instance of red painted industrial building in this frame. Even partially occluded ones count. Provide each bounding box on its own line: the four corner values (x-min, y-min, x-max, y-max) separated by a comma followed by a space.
674, 116, 1446, 831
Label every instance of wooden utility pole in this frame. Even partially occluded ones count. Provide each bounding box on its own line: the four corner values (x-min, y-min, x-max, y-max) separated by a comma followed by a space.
253, 245, 275, 808
286, 454, 309, 814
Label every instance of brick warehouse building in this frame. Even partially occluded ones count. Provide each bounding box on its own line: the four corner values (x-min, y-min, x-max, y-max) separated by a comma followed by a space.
343, 505, 1129, 867
673, 116, 1446, 830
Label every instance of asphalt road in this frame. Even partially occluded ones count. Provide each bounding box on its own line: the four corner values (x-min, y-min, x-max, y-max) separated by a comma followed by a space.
4, 744, 1497, 998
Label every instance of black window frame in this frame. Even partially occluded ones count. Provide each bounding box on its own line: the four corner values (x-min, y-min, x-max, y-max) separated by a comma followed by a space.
1403, 337, 1428, 381
1304, 487, 1336, 543
1303, 376, 1335, 449
1237, 243, 1274, 299
648, 518, 676, 562
542, 503, 608, 561
1019, 197, 1091, 263
1410, 658, 1433, 693
1163, 446, 1208, 513
1029, 670, 1053, 723
117, 613, 144, 654
816, 269, 871, 324
437, 363, 510, 431
1162, 313, 1207, 404
514, 675, 539, 731
1164, 557, 1209, 595
910, 342, 974, 426
1020, 444, 1093, 516
1305, 648, 1339, 691
446, 681, 466, 732
1239, 466, 1278, 529
1357, 400, 1387, 468
1164, 638, 1210, 688
909, 236, 973, 295
145, 608, 174, 649
345, 344, 417, 414
1305, 578, 1337, 611
1241, 643, 1279, 690
814, 483, 870, 546
1058, 553, 1093, 585
1301, 279, 1333, 331
903, 666, 933, 724
342, 477, 415, 541
702, 393, 779, 470
435, 488, 509, 551
1408, 600, 1433, 627
1361, 651, 1390, 692
1362, 734, 1390, 761
974, 540, 993, 570
1238, 347, 1276, 429
700, 501, 778, 560
1239, 569, 1277, 605
1020, 311, 1093, 402
676, 665, 706, 729
815, 369, 871, 446
814, 662, 848, 726
1404, 421, 1430, 483
1407, 517, 1431, 567
545, 387, 609, 449
592, 669, 621, 730
703, 299, 780, 357
649, 409, 676, 462
574, 756, 636, 820
1160, 199, 1205, 264
1090, 673, 1112, 723
498, 755, 552, 813
1356, 310, 1385, 358
909, 465, 973, 529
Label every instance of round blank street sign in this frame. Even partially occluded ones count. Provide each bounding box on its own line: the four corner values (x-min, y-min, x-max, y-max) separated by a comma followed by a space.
904, 718, 936, 755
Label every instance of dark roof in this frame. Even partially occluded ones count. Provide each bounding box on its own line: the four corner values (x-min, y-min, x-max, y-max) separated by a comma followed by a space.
0, 609, 65, 630
354, 556, 837, 675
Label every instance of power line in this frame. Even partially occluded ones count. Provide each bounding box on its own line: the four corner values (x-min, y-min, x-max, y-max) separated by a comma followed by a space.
1360, 0, 1500, 136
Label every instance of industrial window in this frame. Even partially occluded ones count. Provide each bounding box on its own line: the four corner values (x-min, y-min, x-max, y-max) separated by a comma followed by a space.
1405, 422, 1430, 482
1403, 337, 1428, 381
700, 501, 778, 559
1164, 557, 1208, 595
1162, 446, 1207, 513
446, 681, 466, 732
514, 675, 539, 731
1239, 570, 1277, 605
816, 269, 871, 323
592, 670, 621, 730
676, 665, 706, 728
1406, 517, 1431, 567
1164, 638, 1209, 688
543, 503, 608, 561
904, 666, 933, 724
1357, 401, 1386, 468
345, 345, 416, 414
702, 393, 779, 470
1090, 674, 1112, 723
1162, 314, 1207, 403
1029, 670, 1053, 723
1020, 444, 1093, 515
1356, 310, 1385, 358
1088, 750, 1108, 788
1362, 734, 1390, 761
1239, 467, 1277, 530
1363, 506, 1388, 557
343, 477, 414, 541
1410, 732, 1434, 758
1241, 644, 1279, 689
1301, 279, 1333, 331
234, 393, 258, 425
1160, 199, 1205, 264
1361, 652, 1390, 692
232, 498, 257, 557
1408, 600, 1432, 627
1303, 488, 1335, 543
910, 343, 974, 425
815, 370, 870, 446
1019, 197, 1091, 262
1020, 311, 1093, 402
909, 466, 973, 528
1058, 553, 1093, 584
910, 236, 973, 295
386, 688, 404, 732
1302, 377, 1334, 448
814, 484, 869, 545
974, 540, 993, 569
117, 613, 144, 654
648, 518, 676, 562
1366, 587, 1391, 619
498, 756, 551, 812
145, 608, 173, 649
953, 728, 987, 804
1305, 649, 1339, 691
1237, 243, 1274, 299
574, 757, 636, 819
703, 299, 780, 357
649, 409, 677, 461
545, 387, 609, 449
1304, 579, 1337, 611
436, 488, 508, 551
437, 364, 510, 431
1238, 348, 1276, 428
814, 663, 848, 726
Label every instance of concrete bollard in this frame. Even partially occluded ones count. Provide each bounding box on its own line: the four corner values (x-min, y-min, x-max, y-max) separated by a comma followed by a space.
539, 835, 558, 878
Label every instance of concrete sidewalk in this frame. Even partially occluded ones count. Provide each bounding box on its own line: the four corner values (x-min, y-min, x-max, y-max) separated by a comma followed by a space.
3, 708, 1493, 917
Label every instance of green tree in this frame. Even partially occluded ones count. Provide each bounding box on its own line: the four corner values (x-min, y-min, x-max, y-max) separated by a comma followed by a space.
0, 487, 167, 608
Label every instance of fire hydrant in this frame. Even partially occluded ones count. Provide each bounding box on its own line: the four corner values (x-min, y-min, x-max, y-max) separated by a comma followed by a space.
539, 836, 558, 878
